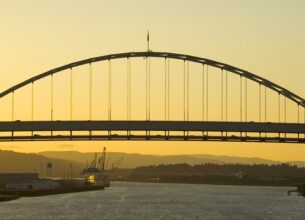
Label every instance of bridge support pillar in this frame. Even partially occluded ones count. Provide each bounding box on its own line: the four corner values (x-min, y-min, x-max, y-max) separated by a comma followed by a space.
89, 130, 92, 140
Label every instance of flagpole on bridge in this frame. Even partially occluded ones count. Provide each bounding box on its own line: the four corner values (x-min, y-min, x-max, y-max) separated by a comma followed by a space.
147, 30, 150, 51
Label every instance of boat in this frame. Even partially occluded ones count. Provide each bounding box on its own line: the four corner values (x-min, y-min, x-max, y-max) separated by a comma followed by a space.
83, 147, 110, 188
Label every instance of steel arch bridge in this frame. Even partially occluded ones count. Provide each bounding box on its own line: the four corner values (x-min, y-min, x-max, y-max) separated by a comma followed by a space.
0, 51, 305, 143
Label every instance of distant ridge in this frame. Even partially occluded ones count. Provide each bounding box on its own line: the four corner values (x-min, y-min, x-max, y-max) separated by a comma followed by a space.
0, 150, 85, 177
39, 151, 223, 169
1, 150, 304, 177
38, 151, 305, 169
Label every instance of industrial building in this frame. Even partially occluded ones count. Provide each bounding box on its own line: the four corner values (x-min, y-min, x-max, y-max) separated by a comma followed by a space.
0, 173, 59, 190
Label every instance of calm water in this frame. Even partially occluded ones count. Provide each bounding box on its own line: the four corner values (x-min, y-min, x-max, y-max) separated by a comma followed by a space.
0, 182, 304, 220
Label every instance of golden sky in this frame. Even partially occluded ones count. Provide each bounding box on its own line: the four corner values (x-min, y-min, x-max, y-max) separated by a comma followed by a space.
0, 0, 305, 161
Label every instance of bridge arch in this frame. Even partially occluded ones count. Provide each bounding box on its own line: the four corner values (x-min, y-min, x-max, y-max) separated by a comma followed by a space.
0, 51, 304, 108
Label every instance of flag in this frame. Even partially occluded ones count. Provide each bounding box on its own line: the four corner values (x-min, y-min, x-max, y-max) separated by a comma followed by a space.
147, 31, 149, 42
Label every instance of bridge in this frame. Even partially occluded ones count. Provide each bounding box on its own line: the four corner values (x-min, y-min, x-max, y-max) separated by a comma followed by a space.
0, 51, 304, 143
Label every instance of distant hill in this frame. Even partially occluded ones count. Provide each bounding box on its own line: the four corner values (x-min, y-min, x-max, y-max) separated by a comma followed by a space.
188, 154, 277, 165
2, 150, 304, 178
39, 151, 305, 169
39, 151, 223, 169
0, 150, 85, 178
287, 161, 305, 168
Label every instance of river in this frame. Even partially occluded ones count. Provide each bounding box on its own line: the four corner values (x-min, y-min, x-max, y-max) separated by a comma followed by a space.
0, 182, 304, 219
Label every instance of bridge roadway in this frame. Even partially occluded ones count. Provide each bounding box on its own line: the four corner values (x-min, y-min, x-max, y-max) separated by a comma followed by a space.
0, 121, 304, 143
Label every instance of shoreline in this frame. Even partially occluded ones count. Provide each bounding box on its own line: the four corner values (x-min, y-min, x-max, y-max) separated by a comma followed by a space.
0, 194, 19, 202
112, 179, 298, 188
0, 185, 104, 200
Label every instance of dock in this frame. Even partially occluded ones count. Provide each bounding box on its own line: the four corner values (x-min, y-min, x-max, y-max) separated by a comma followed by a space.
288, 183, 305, 197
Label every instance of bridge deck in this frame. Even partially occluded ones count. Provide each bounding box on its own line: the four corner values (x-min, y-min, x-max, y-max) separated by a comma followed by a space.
0, 134, 303, 144
0, 120, 304, 133
0, 121, 304, 143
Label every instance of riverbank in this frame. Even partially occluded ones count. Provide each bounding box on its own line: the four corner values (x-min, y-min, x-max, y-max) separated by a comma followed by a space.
0, 194, 19, 202
112, 177, 302, 187
0, 185, 104, 198
109, 163, 305, 187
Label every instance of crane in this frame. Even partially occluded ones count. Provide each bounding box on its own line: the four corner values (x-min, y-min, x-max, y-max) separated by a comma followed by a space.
111, 157, 124, 170
97, 147, 106, 172
83, 147, 108, 186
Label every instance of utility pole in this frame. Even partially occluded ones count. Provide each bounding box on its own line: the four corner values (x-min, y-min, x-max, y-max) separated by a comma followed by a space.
70, 162, 73, 179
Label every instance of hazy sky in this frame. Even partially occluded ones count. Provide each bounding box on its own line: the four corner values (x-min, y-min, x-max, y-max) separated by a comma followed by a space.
0, 0, 305, 161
